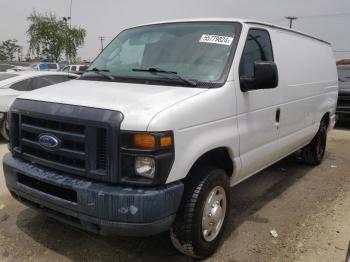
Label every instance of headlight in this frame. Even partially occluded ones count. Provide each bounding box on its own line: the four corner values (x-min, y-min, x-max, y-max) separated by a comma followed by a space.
120, 131, 174, 185
134, 157, 155, 178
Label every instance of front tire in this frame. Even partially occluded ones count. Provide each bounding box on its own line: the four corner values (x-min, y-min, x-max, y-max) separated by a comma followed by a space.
170, 166, 230, 259
301, 121, 327, 165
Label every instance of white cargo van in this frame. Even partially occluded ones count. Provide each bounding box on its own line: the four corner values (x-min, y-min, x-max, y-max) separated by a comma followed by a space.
3, 19, 338, 258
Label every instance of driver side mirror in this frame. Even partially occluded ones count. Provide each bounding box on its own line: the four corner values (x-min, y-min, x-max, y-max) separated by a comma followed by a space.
240, 61, 279, 92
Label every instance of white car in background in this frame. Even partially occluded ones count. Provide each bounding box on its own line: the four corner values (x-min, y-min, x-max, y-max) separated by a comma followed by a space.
61, 64, 89, 75
0, 71, 78, 140
31, 62, 61, 71
7, 63, 61, 73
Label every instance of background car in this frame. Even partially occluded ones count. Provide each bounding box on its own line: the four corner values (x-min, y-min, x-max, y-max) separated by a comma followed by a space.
61, 64, 89, 75
337, 65, 350, 122
6, 62, 60, 72
0, 71, 78, 140
31, 62, 60, 71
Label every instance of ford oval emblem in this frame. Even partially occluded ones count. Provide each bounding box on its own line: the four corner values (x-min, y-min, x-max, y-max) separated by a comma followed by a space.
38, 134, 61, 150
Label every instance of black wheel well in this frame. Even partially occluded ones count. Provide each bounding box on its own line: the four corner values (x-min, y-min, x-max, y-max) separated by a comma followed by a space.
186, 148, 234, 181
321, 112, 330, 129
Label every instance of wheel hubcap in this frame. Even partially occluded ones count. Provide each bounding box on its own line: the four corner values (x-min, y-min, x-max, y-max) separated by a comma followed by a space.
202, 186, 227, 242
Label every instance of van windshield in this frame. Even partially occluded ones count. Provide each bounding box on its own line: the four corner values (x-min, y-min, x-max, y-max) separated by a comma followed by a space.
82, 22, 241, 87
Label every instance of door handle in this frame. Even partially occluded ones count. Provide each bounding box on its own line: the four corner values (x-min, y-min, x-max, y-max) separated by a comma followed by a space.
276, 108, 281, 123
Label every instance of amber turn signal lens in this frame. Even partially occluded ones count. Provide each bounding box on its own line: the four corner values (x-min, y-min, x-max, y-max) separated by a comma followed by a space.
160, 136, 172, 148
134, 134, 156, 150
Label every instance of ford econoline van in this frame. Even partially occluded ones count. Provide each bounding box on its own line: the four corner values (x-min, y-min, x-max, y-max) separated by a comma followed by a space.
3, 19, 338, 258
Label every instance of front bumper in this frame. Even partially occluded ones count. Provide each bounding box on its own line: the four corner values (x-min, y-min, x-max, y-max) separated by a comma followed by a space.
3, 153, 184, 236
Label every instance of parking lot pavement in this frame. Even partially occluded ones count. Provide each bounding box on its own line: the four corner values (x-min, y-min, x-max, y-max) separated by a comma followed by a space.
0, 125, 349, 262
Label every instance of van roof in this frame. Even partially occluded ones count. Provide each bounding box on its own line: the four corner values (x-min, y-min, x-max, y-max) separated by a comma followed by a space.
135, 18, 331, 46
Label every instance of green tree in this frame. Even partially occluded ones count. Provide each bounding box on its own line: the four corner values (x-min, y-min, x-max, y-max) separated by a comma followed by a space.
0, 39, 21, 61
27, 11, 86, 62
66, 26, 86, 62
0, 49, 6, 61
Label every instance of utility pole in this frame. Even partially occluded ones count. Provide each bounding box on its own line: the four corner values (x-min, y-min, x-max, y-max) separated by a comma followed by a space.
63, 16, 71, 62
69, 0, 73, 29
285, 16, 298, 29
99, 36, 105, 52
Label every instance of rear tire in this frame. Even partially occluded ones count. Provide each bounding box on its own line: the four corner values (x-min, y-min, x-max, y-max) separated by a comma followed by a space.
170, 166, 230, 259
301, 121, 327, 165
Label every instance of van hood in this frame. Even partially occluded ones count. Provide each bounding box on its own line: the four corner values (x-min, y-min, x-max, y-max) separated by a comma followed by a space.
18, 79, 208, 130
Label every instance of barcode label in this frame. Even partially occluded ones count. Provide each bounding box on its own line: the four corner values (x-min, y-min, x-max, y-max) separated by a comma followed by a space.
199, 34, 234, 45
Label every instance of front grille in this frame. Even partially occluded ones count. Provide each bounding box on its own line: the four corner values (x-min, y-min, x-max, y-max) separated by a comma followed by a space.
10, 100, 123, 183
20, 115, 87, 171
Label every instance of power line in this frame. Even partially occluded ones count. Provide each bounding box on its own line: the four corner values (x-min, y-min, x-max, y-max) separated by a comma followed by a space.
271, 12, 350, 24
298, 12, 350, 19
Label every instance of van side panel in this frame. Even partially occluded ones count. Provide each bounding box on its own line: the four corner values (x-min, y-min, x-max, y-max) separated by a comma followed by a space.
231, 24, 337, 185
271, 29, 338, 156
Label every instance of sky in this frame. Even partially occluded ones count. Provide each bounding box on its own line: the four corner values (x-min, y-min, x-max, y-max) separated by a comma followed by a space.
1, 0, 350, 61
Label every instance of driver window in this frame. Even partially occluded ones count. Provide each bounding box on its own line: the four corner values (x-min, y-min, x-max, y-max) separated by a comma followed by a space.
239, 29, 274, 78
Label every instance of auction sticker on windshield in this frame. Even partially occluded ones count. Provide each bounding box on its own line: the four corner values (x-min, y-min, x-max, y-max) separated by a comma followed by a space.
199, 34, 234, 45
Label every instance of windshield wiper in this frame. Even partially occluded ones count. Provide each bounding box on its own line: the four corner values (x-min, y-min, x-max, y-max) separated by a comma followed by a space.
84, 68, 115, 80
132, 67, 197, 87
